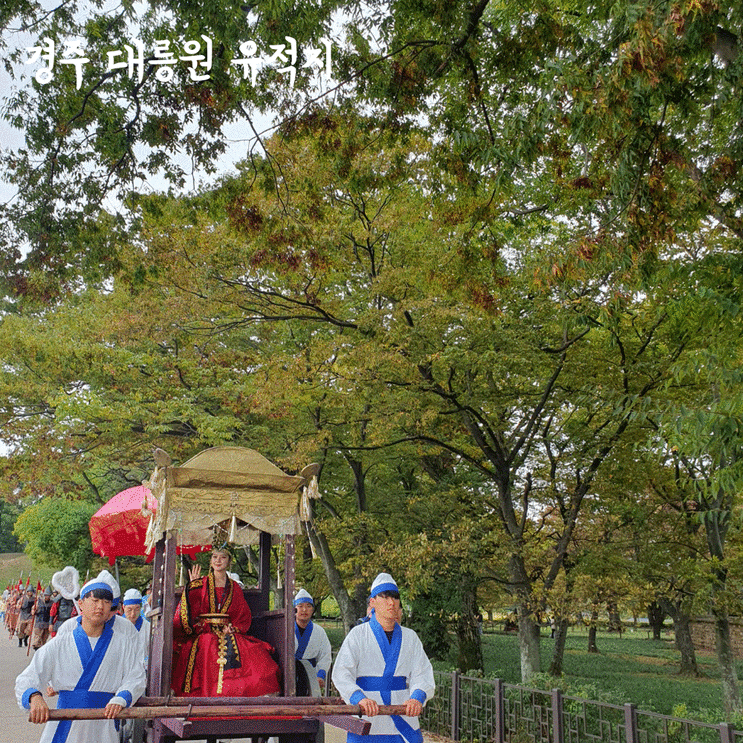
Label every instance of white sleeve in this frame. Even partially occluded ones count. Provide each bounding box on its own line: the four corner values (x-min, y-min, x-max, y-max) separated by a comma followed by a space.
110, 632, 147, 707
331, 628, 364, 704
15, 641, 54, 709
405, 632, 435, 705
315, 626, 333, 680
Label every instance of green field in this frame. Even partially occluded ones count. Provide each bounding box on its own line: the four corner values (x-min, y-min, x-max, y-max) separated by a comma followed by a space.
0, 552, 36, 591
480, 629, 731, 719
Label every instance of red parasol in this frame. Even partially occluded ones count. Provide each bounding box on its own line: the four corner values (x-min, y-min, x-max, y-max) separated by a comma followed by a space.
89, 485, 211, 565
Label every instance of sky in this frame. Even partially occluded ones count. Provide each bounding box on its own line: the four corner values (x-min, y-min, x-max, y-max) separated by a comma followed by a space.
0, 4, 340, 246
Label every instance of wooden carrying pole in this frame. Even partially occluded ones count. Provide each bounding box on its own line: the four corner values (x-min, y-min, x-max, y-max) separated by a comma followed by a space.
136, 696, 342, 706
44, 704, 409, 721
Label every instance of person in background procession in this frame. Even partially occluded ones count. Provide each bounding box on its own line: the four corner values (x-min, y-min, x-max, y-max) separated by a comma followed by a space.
48, 589, 59, 636
51, 589, 76, 636
140, 583, 152, 621
31, 587, 54, 650
17, 586, 36, 648
121, 588, 150, 743
7, 587, 21, 638
49, 565, 80, 638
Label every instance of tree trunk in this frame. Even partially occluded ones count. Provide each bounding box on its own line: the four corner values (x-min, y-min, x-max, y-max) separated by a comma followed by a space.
549, 616, 570, 676
548, 560, 575, 677
304, 519, 363, 632
509, 552, 541, 680
455, 585, 483, 673
656, 596, 699, 676
302, 451, 371, 633
647, 601, 666, 641
702, 485, 742, 718
517, 601, 542, 679
587, 609, 599, 653
345, 455, 367, 513
607, 602, 622, 634
673, 614, 699, 676
714, 609, 742, 718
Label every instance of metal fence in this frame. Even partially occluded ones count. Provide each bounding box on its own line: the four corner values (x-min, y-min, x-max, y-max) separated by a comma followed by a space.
421, 671, 743, 743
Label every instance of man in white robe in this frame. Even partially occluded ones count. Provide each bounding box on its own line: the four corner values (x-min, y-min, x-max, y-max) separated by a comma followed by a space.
15, 577, 146, 743
293, 589, 332, 696
122, 589, 150, 666
332, 573, 435, 743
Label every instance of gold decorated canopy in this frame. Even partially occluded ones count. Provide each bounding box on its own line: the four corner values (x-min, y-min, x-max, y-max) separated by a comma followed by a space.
143, 446, 319, 551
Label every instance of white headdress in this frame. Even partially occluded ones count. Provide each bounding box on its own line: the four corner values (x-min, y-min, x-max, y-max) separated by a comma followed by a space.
370, 572, 399, 598
123, 588, 143, 605
52, 566, 80, 601
95, 570, 121, 606
293, 588, 314, 606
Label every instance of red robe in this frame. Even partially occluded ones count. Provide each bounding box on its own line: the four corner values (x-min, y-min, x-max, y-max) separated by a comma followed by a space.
172, 573, 281, 696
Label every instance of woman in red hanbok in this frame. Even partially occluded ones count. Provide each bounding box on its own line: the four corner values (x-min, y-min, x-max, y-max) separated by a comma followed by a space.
172, 549, 281, 696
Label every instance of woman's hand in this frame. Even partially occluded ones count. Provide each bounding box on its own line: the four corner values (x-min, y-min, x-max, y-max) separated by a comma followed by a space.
188, 565, 202, 582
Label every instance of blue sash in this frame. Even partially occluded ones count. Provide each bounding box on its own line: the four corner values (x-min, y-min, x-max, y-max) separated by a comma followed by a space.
58, 690, 115, 707
51, 619, 116, 743
357, 676, 407, 691
295, 620, 314, 660
134, 616, 143, 632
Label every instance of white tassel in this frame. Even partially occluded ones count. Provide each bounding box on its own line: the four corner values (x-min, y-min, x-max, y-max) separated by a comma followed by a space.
307, 475, 320, 500
300, 476, 321, 521
304, 521, 318, 560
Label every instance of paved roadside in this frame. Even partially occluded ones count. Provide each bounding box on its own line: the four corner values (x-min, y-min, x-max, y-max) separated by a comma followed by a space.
0, 632, 51, 743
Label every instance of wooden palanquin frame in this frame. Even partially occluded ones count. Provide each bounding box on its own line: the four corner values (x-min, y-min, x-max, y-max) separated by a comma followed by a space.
139, 447, 361, 743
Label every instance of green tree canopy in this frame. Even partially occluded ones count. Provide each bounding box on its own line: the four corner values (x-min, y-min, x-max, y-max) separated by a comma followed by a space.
13, 497, 98, 572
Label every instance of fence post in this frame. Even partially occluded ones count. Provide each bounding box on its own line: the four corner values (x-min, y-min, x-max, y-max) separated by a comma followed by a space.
624, 704, 637, 743
494, 678, 506, 743
451, 670, 460, 742
551, 689, 564, 743
719, 722, 735, 743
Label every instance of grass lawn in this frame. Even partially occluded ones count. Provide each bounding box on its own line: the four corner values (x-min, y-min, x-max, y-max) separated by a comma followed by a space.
0, 552, 36, 591
479, 628, 733, 718
320, 620, 741, 721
